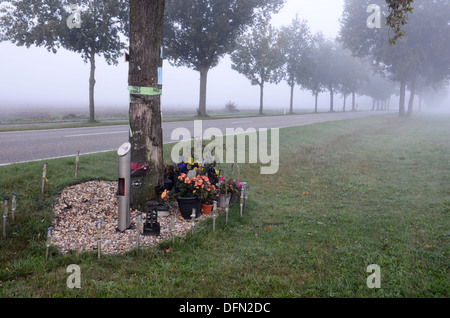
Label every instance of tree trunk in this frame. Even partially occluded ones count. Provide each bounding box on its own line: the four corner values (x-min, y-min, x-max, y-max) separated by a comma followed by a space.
259, 83, 264, 115
372, 98, 375, 111
89, 51, 96, 123
407, 78, 416, 117
289, 83, 295, 114
343, 94, 347, 112
314, 92, 319, 113
351, 91, 356, 111
329, 86, 334, 112
198, 66, 209, 117
399, 81, 406, 117
128, 0, 165, 211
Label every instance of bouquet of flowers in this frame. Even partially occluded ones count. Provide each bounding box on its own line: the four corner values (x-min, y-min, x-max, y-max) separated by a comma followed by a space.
175, 173, 218, 205
218, 177, 242, 203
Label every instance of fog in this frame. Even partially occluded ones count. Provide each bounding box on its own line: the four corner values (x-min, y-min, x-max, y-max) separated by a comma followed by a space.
0, 0, 345, 116
0, 0, 448, 118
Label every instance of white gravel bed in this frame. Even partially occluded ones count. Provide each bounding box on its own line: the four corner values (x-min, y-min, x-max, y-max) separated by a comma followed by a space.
52, 180, 211, 255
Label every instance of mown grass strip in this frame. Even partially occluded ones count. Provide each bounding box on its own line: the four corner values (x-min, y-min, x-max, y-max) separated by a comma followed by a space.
0, 114, 448, 298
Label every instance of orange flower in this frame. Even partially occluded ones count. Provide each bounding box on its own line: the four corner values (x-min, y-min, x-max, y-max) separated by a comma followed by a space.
161, 189, 169, 199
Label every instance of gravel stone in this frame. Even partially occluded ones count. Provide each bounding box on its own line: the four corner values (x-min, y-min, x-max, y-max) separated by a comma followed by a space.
52, 180, 211, 255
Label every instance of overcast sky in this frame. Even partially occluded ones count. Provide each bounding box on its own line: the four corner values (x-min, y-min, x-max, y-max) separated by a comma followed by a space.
0, 0, 346, 114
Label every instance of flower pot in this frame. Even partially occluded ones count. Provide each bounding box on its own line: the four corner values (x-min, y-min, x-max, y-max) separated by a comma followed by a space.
230, 192, 240, 204
201, 203, 213, 215
177, 196, 201, 220
164, 178, 173, 191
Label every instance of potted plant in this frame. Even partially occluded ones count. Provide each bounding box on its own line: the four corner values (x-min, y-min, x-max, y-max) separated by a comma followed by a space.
175, 173, 202, 219
218, 177, 242, 207
194, 175, 219, 215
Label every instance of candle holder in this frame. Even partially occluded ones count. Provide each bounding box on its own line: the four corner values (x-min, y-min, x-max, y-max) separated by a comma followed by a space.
225, 198, 229, 225
143, 201, 161, 236
45, 226, 53, 261
170, 210, 175, 243
240, 189, 244, 218
11, 193, 18, 224
240, 182, 247, 208
191, 208, 196, 234
3, 197, 9, 238
97, 220, 102, 260
244, 183, 249, 208
136, 213, 142, 249
212, 201, 217, 232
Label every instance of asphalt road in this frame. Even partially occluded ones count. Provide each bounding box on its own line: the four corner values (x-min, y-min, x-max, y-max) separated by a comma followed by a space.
0, 111, 387, 166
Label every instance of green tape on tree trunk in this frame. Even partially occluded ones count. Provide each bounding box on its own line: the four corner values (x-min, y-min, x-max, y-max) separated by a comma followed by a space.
128, 86, 162, 96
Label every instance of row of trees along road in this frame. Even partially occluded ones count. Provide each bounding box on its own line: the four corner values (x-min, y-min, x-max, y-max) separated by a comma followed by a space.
1, 0, 424, 122
163, 0, 285, 117
229, 20, 398, 116
0, 0, 129, 123
339, 0, 450, 117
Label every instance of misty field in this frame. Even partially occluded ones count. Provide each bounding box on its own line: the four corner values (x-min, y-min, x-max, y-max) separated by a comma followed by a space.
0, 113, 448, 298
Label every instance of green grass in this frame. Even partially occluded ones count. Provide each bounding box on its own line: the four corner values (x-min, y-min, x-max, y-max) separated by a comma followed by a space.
0, 113, 449, 298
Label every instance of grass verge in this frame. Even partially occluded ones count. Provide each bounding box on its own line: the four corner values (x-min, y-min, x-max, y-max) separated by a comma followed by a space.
0, 114, 448, 298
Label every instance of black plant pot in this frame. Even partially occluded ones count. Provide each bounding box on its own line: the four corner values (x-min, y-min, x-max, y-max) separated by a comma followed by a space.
176, 196, 201, 220
164, 178, 173, 191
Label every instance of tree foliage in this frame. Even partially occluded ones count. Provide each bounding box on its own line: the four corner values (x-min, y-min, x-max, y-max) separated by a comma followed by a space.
340, 0, 450, 116
279, 16, 312, 114
385, 0, 415, 44
0, 0, 129, 122
163, 0, 285, 117
230, 22, 285, 115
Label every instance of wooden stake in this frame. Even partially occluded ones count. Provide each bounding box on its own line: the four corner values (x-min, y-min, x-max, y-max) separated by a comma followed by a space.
42, 163, 48, 194
75, 150, 80, 178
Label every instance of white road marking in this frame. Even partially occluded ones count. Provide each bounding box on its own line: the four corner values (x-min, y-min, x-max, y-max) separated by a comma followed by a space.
0, 149, 117, 167
231, 121, 254, 124
65, 131, 127, 138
